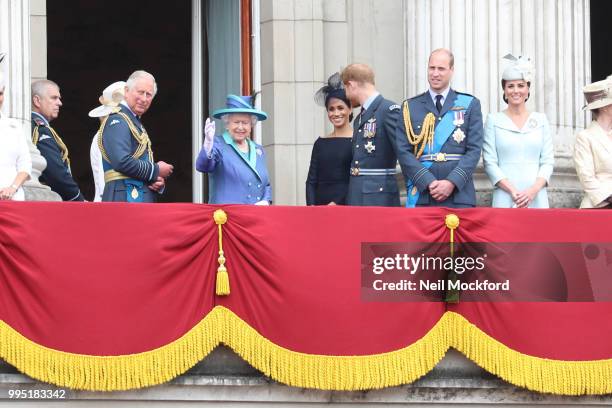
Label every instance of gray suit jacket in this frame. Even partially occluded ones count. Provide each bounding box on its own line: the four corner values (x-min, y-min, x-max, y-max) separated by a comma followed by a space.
396, 89, 483, 207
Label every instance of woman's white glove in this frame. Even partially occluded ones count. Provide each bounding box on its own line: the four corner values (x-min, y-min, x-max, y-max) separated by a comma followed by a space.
254, 200, 270, 206
203, 118, 216, 156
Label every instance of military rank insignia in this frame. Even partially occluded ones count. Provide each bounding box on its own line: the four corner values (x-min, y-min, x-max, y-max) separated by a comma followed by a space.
364, 118, 377, 138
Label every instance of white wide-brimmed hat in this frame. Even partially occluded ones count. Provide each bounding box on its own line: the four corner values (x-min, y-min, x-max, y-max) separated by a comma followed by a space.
501, 54, 535, 83
88, 81, 126, 117
583, 75, 612, 111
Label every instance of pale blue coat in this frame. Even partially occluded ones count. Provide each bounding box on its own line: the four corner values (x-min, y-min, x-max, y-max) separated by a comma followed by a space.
196, 133, 272, 204
483, 112, 554, 208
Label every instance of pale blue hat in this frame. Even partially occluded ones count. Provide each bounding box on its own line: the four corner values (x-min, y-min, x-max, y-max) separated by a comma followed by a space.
212, 94, 268, 121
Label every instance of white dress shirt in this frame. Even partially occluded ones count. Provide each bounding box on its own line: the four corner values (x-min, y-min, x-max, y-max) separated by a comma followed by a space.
428, 87, 451, 109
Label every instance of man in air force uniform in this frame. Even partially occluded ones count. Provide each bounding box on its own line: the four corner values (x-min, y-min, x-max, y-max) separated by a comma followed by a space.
31, 79, 84, 201
100, 70, 173, 202
397, 49, 484, 208
341, 63, 414, 206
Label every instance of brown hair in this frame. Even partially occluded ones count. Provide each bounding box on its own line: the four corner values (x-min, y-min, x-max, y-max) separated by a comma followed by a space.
340, 64, 375, 86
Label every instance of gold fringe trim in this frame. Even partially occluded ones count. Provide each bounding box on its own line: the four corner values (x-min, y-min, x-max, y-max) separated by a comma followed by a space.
446, 311, 612, 396
0, 311, 219, 391
2, 309, 611, 394
0, 307, 448, 391
217, 307, 449, 390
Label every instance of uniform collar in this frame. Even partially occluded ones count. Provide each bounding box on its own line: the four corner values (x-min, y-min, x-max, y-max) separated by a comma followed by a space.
120, 101, 138, 118
31, 111, 50, 126
363, 92, 380, 111
428, 87, 450, 104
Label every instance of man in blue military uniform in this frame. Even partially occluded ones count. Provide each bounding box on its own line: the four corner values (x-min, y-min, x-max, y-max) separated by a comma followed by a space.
99, 70, 173, 202
31, 80, 84, 201
397, 49, 483, 208
341, 63, 414, 206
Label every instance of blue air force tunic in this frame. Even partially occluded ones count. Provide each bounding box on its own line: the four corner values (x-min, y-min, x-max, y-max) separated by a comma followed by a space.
99, 105, 160, 203
31, 112, 84, 201
396, 89, 484, 208
346, 94, 416, 206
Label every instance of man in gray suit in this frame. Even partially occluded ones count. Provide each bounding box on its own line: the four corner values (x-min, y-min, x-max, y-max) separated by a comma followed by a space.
341, 63, 414, 206
397, 49, 483, 208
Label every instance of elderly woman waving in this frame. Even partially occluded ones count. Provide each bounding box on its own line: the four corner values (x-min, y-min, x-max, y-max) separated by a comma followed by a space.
196, 94, 272, 204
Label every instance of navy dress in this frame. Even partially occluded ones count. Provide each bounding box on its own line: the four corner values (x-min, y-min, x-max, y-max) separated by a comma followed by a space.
306, 137, 352, 205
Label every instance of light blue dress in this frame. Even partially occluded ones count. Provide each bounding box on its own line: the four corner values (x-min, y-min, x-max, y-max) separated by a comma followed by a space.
483, 112, 554, 208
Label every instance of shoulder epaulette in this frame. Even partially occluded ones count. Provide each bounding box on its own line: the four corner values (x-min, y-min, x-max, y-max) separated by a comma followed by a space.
408, 91, 429, 101
33, 117, 46, 127
455, 90, 475, 97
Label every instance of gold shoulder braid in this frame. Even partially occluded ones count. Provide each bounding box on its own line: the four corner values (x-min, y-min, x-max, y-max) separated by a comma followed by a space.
97, 112, 153, 164
402, 100, 436, 159
32, 125, 71, 168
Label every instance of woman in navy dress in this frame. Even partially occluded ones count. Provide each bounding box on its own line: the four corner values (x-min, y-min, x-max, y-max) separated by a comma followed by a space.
306, 73, 353, 205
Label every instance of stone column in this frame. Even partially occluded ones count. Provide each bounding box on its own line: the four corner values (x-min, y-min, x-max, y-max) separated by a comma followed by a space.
260, 0, 326, 205
402, 0, 590, 207
0, 0, 60, 201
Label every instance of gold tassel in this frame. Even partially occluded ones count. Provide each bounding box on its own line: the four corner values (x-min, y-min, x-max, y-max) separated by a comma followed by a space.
213, 209, 230, 296
444, 214, 460, 303
215, 265, 230, 296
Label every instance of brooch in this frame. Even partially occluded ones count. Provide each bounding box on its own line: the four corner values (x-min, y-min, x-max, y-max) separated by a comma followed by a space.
528, 118, 537, 129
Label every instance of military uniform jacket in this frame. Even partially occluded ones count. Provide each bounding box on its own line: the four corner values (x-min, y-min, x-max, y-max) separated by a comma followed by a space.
396, 89, 483, 207
346, 94, 415, 206
31, 112, 84, 201
100, 104, 160, 202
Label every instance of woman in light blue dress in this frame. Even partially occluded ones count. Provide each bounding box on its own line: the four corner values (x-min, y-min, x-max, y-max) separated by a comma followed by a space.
483, 55, 554, 208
